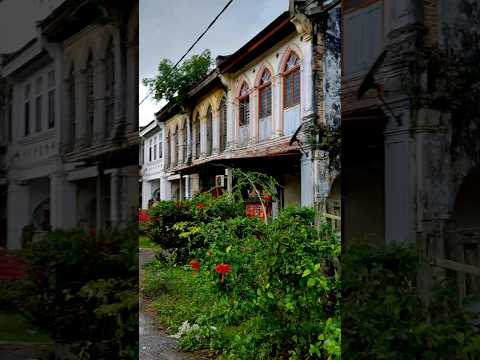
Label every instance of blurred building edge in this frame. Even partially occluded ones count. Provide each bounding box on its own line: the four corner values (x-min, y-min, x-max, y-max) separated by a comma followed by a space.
0, 0, 139, 249
139, 2, 342, 230
342, 0, 480, 304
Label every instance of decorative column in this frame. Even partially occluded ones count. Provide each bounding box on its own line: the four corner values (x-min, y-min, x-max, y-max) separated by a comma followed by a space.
250, 90, 258, 144
272, 74, 283, 137
212, 109, 220, 155
125, 40, 138, 133
50, 169, 76, 229
226, 89, 236, 149
7, 180, 29, 250
110, 169, 121, 225
74, 69, 87, 148
301, 35, 314, 120
200, 115, 207, 158
96, 168, 105, 231
94, 58, 106, 144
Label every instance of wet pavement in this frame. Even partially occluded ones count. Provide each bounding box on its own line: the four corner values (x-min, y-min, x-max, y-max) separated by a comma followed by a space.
139, 249, 209, 360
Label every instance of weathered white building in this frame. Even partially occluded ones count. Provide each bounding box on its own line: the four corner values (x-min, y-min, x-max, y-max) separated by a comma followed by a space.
152, 10, 341, 217
139, 120, 164, 208
1, 0, 139, 249
1, 38, 64, 248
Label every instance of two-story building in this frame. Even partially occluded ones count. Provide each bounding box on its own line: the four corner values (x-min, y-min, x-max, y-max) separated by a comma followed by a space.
1, 0, 139, 249
139, 120, 164, 208
341, 0, 480, 301
153, 9, 341, 216
1, 37, 63, 249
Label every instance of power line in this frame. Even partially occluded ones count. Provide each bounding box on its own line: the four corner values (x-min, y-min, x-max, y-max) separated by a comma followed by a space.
139, 0, 235, 106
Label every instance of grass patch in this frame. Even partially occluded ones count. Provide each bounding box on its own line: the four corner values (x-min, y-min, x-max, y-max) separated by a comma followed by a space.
143, 259, 253, 355
139, 236, 161, 249
0, 312, 51, 343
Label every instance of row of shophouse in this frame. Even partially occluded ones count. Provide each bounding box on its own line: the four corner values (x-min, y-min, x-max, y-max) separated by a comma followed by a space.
140, 2, 342, 225
0, 0, 139, 249
141, 0, 480, 302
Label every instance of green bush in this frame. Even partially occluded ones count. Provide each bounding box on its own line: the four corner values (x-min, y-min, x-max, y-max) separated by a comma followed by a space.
342, 244, 480, 360
153, 205, 341, 359
147, 193, 245, 264
20, 227, 138, 359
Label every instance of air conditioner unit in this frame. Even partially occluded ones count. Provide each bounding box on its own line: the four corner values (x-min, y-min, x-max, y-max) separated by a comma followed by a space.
215, 175, 225, 188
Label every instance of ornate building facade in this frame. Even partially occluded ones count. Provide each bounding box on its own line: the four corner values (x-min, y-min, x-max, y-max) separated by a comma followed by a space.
1, 0, 139, 249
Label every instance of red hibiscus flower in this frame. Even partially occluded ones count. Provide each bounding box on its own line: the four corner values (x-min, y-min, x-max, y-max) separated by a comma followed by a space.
189, 260, 201, 271
215, 263, 231, 284
196, 203, 205, 210
138, 210, 151, 224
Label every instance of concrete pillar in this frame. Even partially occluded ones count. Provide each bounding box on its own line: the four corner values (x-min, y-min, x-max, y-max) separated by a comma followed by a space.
7, 181, 29, 249
125, 41, 138, 133
94, 58, 106, 143
200, 115, 207, 158
250, 91, 258, 144
109, 169, 121, 225
96, 171, 105, 231
141, 179, 151, 209
273, 74, 283, 137
120, 166, 139, 225
301, 38, 314, 118
212, 109, 220, 154
50, 171, 76, 229
74, 70, 87, 148
226, 90, 236, 149
300, 153, 313, 207
384, 110, 415, 245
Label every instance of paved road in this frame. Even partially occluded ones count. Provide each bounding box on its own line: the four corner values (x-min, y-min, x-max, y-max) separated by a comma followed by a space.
139, 249, 208, 360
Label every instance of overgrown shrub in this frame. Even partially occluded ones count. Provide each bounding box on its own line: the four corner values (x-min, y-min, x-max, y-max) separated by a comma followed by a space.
147, 193, 244, 264
20, 227, 138, 359
342, 244, 480, 360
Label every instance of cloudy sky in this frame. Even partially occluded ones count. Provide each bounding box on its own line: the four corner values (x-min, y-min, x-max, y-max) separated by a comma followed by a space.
139, 0, 290, 126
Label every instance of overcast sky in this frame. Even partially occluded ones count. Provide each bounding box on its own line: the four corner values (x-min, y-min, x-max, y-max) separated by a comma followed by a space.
139, 0, 290, 126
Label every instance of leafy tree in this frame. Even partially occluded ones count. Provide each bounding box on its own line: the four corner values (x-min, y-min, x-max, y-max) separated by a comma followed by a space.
143, 50, 214, 108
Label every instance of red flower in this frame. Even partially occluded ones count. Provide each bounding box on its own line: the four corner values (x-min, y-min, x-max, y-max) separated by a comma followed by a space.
138, 210, 151, 223
189, 260, 201, 271
215, 263, 231, 284
196, 203, 205, 210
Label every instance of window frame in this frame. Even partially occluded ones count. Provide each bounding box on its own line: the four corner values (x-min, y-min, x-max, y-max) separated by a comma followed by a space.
258, 70, 272, 119
283, 53, 301, 110
238, 84, 250, 127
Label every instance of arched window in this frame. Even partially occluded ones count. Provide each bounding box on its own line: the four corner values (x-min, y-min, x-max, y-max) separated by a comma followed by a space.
219, 97, 227, 152
258, 69, 272, 118
68, 66, 76, 146
86, 52, 94, 145
238, 83, 250, 126
105, 39, 115, 137
194, 114, 200, 159
283, 52, 300, 109
206, 106, 213, 156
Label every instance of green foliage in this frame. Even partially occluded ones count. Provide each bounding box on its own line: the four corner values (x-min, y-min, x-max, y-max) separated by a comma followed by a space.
147, 193, 244, 264
143, 50, 213, 107
342, 244, 480, 360
144, 201, 341, 360
20, 227, 138, 359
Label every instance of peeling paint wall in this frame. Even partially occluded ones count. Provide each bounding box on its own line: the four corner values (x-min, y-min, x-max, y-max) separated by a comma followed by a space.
324, 7, 341, 130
